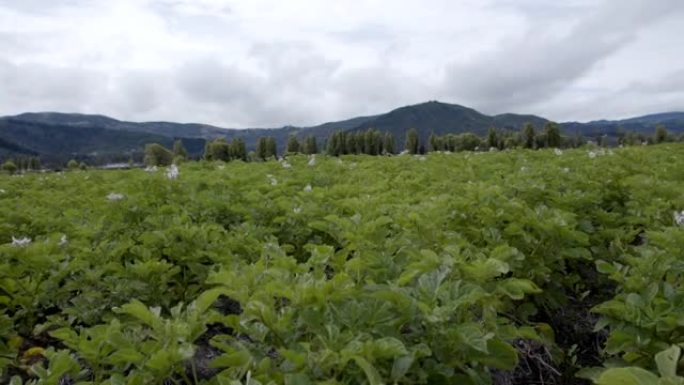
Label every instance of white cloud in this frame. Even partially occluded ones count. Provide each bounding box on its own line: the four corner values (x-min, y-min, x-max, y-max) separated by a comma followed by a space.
0, 0, 682, 127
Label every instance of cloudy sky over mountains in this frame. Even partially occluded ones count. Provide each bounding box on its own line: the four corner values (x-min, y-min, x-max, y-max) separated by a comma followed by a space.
1, 0, 682, 127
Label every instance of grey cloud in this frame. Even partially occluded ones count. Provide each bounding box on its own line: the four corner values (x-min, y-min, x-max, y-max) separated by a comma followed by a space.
0, 60, 103, 112
0, 0, 79, 14
171, 44, 430, 127
173, 57, 314, 127
0, 0, 682, 126
490, 0, 593, 18
443, 0, 684, 114
538, 86, 684, 123
112, 71, 169, 115
152, 0, 232, 18
248, 42, 341, 87
173, 44, 345, 126
177, 59, 263, 104
150, 0, 235, 37
327, 23, 396, 44
331, 66, 430, 117
629, 69, 684, 94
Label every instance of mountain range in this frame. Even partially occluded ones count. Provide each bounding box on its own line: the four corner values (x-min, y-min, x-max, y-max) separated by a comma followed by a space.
1, 101, 682, 165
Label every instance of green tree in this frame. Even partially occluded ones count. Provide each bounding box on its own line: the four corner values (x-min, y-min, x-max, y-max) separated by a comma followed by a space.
230, 138, 247, 161
616, 127, 627, 146
143, 143, 174, 166
256, 137, 269, 160
17, 158, 28, 171
596, 134, 605, 147
204, 138, 230, 161
457, 133, 481, 151
29, 157, 41, 170
486, 127, 499, 149
266, 137, 277, 159
419, 144, 426, 154
2, 159, 17, 175
445, 134, 457, 151
363, 130, 372, 155
67, 159, 79, 170
405, 128, 419, 154
655, 124, 669, 144
338, 132, 348, 155
327, 132, 341, 156
383, 133, 395, 155
303, 136, 318, 155
523, 123, 536, 149
345, 134, 357, 155
374, 130, 383, 155
79, 162, 88, 170
172, 140, 188, 160
503, 136, 519, 150
356, 132, 365, 154
362, 129, 382, 155
544, 122, 562, 148
429, 133, 440, 152
286, 135, 301, 154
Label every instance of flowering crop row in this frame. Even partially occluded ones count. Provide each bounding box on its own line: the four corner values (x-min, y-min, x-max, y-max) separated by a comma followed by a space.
1, 145, 683, 384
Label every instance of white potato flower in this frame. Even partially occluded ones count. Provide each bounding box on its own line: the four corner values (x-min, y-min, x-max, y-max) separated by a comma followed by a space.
11, 236, 31, 247
166, 164, 179, 180
107, 193, 124, 201
675, 211, 684, 226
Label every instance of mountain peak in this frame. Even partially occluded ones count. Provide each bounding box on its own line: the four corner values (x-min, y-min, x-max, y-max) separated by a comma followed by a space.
347, 100, 547, 140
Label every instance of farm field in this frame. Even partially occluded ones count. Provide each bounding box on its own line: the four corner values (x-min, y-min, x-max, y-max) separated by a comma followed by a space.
2, 144, 684, 385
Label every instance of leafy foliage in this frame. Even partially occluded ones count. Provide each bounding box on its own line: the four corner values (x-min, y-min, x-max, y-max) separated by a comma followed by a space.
1, 144, 684, 384
144, 143, 174, 166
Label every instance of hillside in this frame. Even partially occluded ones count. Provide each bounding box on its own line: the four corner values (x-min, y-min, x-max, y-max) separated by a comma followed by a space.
2, 102, 551, 152
348, 101, 549, 143
561, 112, 684, 138
0, 118, 205, 165
8, 112, 377, 150
12, 112, 231, 139
0, 136, 38, 157
2, 102, 683, 164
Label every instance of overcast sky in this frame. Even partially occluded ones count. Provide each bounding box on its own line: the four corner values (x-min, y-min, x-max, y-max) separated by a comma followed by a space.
1, 0, 682, 128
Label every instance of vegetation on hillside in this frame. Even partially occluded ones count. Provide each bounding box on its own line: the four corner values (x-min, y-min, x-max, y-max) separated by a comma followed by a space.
3, 102, 684, 167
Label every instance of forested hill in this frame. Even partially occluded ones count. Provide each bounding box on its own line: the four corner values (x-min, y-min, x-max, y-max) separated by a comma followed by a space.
344, 101, 550, 144
1, 101, 683, 165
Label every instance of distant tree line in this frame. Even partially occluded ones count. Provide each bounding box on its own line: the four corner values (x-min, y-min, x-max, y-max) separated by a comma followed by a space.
66, 159, 88, 171
0, 156, 41, 174
325, 129, 396, 156
322, 123, 568, 156
204, 138, 247, 162
198, 135, 318, 164
144, 136, 319, 166
428, 122, 567, 152
132, 123, 683, 167
286, 135, 318, 155
617, 124, 674, 146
